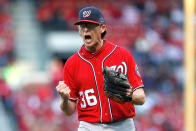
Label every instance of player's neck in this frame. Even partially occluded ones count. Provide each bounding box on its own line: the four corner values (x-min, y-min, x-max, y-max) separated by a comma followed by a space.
85, 40, 104, 53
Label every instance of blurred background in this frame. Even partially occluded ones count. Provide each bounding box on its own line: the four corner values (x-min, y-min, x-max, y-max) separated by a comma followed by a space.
0, 0, 195, 131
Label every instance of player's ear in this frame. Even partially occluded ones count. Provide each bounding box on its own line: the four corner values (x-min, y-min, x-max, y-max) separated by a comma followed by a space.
101, 25, 106, 34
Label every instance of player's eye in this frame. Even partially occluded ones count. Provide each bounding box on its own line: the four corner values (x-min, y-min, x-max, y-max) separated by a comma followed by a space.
80, 24, 86, 28
80, 23, 99, 29
88, 23, 99, 28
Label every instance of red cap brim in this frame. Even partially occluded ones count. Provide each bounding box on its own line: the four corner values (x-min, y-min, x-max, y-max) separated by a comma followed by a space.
74, 20, 101, 25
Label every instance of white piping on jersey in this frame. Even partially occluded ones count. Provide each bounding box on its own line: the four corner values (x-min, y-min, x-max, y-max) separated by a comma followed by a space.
102, 45, 118, 123
133, 86, 144, 92
77, 52, 103, 123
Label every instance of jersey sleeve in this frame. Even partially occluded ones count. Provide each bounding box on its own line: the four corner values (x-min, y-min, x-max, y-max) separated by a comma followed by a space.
63, 57, 79, 100
126, 51, 144, 91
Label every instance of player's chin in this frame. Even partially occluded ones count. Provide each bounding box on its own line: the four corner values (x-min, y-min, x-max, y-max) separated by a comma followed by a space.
84, 41, 96, 49
84, 39, 93, 45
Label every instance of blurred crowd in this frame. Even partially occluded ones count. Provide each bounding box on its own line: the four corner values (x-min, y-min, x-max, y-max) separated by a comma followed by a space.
0, 0, 195, 131
0, 0, 14, 67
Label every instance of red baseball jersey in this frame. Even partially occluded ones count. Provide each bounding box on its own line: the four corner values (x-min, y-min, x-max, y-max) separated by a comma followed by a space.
63, 40, 144, 123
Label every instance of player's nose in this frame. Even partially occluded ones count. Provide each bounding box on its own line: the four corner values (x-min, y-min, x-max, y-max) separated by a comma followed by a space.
83, 27, 89, 32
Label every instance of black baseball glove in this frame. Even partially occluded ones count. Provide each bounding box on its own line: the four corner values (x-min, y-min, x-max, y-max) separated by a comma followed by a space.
103, 66, 133, 104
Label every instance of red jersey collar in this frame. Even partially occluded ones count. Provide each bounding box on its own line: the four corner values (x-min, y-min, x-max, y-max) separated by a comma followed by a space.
80, 40, 108, 59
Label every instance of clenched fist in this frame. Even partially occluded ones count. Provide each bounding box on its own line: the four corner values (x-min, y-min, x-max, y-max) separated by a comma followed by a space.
56, 81, 71, 100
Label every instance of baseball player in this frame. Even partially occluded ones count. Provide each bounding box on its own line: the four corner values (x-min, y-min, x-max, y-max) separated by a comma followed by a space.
56, 6, 146, 131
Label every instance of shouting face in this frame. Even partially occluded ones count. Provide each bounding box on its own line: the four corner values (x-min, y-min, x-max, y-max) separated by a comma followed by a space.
78, 22, 106, 52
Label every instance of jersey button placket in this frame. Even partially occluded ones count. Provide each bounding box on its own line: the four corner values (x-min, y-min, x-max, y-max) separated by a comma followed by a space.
93, 58, 104, 123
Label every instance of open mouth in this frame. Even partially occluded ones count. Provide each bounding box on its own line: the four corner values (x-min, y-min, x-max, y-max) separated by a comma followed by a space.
84, 35, 92, 40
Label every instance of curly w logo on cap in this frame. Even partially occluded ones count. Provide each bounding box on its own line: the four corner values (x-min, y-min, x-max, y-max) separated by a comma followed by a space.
83, 10, 91, 18
74, 7, 105, 25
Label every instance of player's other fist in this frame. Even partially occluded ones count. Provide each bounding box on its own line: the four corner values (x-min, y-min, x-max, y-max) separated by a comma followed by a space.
56, 81, 70, 100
